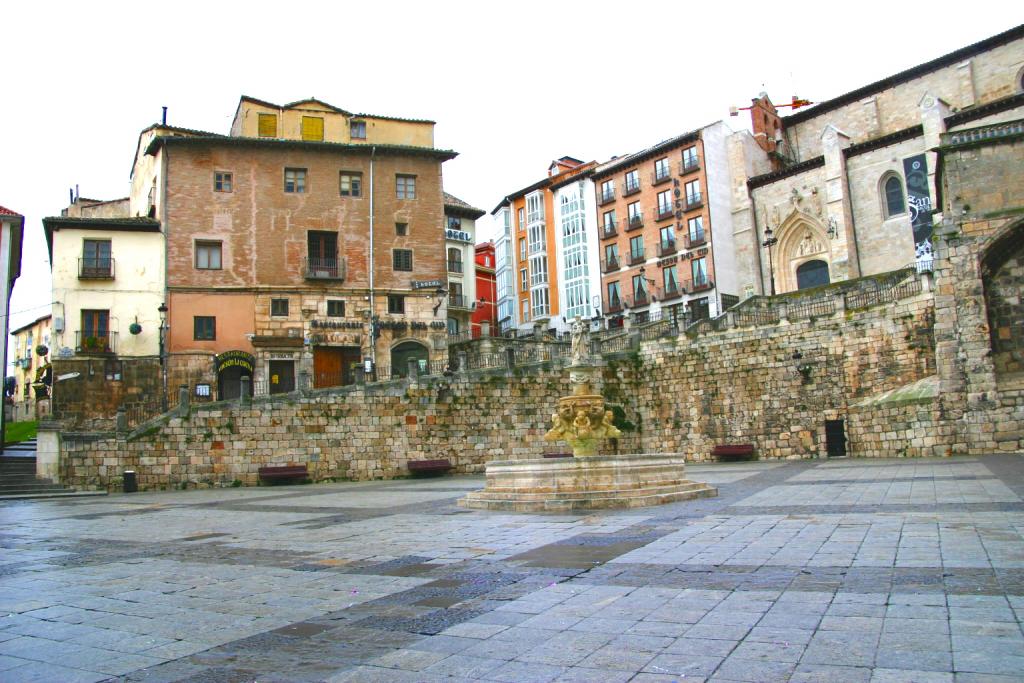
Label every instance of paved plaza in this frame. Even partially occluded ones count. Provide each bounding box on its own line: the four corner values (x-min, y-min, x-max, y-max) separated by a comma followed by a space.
1, 456, 1023, 682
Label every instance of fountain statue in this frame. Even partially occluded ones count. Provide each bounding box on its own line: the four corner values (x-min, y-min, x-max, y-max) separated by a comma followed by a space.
459, 317, 716, 512
543, 318, 621, 456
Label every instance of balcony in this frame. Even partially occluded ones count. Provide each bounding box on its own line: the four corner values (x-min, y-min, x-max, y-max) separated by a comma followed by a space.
447, 259, 464, 273
627, 249, 646, 266
78, 257, 114, 279
602, 256, 620, 273
627, 290, 652, 308
303, 257, 346, 280
448, 294, 471, 310
687, 277, 715, 293
652, 166, 672, 185
659, 281, 685, 301
685, 231, 707, 249
600, 222, 618, 239
680, 158, 700, 175
684, 193, 704, 211
625, 213, 644, 232
655, 205, 674, 221
623, 179, 641, 197
75, 330, 117, 355
598, 189, 616, 206
604, 297, 624, 315
657, 239, 677, 257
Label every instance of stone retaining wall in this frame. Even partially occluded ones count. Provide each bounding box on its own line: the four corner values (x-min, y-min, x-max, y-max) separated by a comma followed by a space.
57, 284, 938, 491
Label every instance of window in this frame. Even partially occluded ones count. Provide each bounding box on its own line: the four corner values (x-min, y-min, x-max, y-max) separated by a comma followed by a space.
284, 168, 306, 193
81, 309, 109, 345
600, 179, 614, 202
692, 257, 708, 286
395, 222, 408, 236
271, 298, 289, 317
521, 297, 530, 322
605, 243, 619, 266
654, 157, 670, 181
660, 225, 675, 251
350, 120, 366, 139
603, 209, 616, 233
531, 287, 550, 318
629, 235, 644, 262
520, 268, 528, 291
340, 172, 362, 197
327, 300, 345, 317
519, 238, 526, 261
393, 249, 413, 271
624, 169, 640, 194
657, 189, 672, 218
526, 193, 544, 223
632, 274, 648, 299
301, 116, 324, 141
607, 281, 621, 307
82, 240, 111, 276
529, 255, 548, 287
194, 316, 216, 340
517, 208, 525, 230
882, 174, 906, 218
258, 113, 277, 137
688, 216, 705, 244
685, 179, 701, 206
214, 172, 232, 192
528, 223, 545, 254
628, 201, 641, 227
664, 264, 679, 291
682, 146, 698, 171
447, 247, 462, 273
388, 294, 405, 314
307, 231, 338, 276
104, 359, 123, 381
396, 174, 416, 199
447, 317, 459, 335
447, 215, 463, 231
195, 241, 222, 270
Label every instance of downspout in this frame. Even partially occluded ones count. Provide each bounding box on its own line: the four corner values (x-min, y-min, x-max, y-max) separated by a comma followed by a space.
368, 146, 376, 368
160, 147, 170, 411
700, 135, 722, 316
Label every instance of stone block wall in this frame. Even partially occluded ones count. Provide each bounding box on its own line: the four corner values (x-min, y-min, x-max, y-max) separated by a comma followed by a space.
56, 284, 938, 491
51, 357, 162, 431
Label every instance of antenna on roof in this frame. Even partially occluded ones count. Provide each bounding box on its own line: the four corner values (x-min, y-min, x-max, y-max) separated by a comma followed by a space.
69, 188, 74, 205
162, 107, 168, 126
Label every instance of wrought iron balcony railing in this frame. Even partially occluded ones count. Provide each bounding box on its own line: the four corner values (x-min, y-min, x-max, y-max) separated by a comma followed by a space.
447, 259, 464, 273
685, 231, 707, 249
657, 239, 677, 257
685, 193, 704, 211
303, 257, 346, 280
652, 166, 672, 185
75, 330, 117, 355
78, 257, 114, 279
655, 205, 674, 221
627, 249, 646, 265
625, 213, 644, 231
598, 189, 616, 205
601, 256, 620, 273
623, 179, 641, 196
600, 221, 618, 239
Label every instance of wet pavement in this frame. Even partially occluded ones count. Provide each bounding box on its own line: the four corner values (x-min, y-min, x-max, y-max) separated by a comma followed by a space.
0, 455, 1022, 682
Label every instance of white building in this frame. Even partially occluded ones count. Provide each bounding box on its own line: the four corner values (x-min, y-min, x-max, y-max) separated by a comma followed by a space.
550, 175, 601, 329
492, 204, 516, 333
443, 193, 485, 336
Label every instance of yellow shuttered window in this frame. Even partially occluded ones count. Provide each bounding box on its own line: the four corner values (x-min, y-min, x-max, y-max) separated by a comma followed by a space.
258, 113, 277, 138
302, 116, 324, 141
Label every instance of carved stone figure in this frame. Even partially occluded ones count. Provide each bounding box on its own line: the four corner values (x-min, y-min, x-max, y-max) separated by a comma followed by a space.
570, 317, 589, 365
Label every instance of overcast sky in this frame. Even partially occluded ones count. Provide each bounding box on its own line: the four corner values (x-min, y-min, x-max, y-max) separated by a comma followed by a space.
2, 1, 1018, 364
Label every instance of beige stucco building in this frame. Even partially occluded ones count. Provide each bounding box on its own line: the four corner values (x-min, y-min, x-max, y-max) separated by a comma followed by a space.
443, 193, 484, 336
8, 314, 52, 422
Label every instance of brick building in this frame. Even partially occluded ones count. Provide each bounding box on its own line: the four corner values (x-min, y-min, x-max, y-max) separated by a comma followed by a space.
593, 122, 754, 326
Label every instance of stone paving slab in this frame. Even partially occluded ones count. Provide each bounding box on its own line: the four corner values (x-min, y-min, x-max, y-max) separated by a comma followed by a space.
0, 455, 1022, 681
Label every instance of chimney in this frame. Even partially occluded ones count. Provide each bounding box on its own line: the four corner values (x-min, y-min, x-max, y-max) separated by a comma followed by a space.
162, 106, 168, 126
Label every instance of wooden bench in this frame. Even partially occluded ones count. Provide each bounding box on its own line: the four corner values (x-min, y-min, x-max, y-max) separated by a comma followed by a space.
712, 444, 756, 462
258, 465, 308, 484
408, 459, 452, 476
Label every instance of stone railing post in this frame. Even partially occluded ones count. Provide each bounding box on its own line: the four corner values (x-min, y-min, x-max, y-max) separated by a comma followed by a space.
480, 321, 491, 338
921, 269, 933, 293
298, 370, 309, 392
533, 322, 543, 340
239, 376, 251, 406
777, 301, 789, 322
457, 351, 469, 373
835, 291, 847, 315
177, 384, 189, 417
629, 330, 641, 350
115, 406, 127, 433
726, 311, 736, 328
36, 420, 61, 483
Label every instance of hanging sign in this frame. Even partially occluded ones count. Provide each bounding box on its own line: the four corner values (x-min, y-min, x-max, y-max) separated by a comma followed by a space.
215, 350, 255, 374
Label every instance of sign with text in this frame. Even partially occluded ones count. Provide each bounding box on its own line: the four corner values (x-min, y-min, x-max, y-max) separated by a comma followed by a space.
903, 154, 932, 246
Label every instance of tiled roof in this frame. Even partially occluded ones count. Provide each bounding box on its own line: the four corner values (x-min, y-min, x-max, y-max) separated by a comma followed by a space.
10, 314, 52, 336
591, 129, 701, 180
0, 206, 23, 217
239, 95, 435, 124
146, 135, 457, 161
444, 192, 485, 219
43, 216, 161, 229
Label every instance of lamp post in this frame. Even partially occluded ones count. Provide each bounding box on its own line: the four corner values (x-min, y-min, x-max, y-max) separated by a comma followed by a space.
762, 226, 779, 296
158, 303, 168, 411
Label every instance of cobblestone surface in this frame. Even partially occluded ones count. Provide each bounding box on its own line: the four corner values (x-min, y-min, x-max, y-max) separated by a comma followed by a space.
0, 456, 1022, 682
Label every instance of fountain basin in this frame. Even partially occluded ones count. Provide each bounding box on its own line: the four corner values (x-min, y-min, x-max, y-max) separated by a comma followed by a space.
458, 453, 717, 512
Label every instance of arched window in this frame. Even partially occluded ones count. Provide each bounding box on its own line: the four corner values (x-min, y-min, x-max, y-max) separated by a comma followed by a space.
796, 260, 830, 290
882, 174, 906, 218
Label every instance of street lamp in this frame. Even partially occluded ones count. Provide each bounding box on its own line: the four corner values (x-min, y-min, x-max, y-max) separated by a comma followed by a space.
157, 303, 169, 411
762, 226, 779, 296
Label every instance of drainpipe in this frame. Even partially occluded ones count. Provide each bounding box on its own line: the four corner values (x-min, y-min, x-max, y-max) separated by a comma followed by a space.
369, 146, 377, 368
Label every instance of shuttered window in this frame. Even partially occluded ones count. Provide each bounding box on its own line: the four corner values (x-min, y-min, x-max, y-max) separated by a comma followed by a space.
301, 116, 324, 141
258, 113, 277, 138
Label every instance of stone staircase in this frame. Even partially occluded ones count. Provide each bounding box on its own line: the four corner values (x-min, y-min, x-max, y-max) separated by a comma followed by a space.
0, 439, 104, 499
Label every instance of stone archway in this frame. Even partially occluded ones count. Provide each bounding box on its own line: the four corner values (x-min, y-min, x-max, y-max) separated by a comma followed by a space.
774, 213, 831, 294
390, 339, 429, 378
981, 219, 1024, 380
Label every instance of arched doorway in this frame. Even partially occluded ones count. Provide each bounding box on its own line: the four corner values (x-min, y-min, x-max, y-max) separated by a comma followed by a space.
215, 350, 254, 399
390, 340, 429, 378
796, 259, 830, 290
982, 221, 1024, 379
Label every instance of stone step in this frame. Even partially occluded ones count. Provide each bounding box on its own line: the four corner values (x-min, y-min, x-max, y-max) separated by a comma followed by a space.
465, 481, 712, 502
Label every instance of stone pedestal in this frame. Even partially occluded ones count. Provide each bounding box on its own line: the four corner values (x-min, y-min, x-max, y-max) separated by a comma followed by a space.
459, 453, 717, 512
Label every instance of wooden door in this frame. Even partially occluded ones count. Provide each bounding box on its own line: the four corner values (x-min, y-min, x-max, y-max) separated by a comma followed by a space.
313, 347, 344, 388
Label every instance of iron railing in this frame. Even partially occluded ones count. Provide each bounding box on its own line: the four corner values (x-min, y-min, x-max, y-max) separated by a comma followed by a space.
655, 205, 674, 221
601, 222, 618, 239
657, 239, 677, 257
626, 213, 644, 231
75, 331, 117, 354
78, 257, 114, 279
447, 260, 464, 273
652, 166, 672, 184
602, 256, 620, 273
628, 249, 646, 265
684, 193, 703, 210
598, 189, 616, 205
303, 257, 346, 281
685, 231, 706, 248
623, 179, 641, 196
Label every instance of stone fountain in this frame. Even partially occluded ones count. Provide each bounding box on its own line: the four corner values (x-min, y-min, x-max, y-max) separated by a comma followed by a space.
459, 319, 716, 512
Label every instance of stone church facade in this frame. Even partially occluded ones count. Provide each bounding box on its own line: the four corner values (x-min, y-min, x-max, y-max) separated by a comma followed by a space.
728, 25, 1024, 297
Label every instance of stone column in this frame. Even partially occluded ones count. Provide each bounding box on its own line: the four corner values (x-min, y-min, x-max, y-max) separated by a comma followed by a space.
36, 420, 61, 483
177, 385, 189, 417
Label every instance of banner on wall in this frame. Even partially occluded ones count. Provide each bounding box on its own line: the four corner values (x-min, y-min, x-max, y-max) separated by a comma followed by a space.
903, 154, 933, 246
